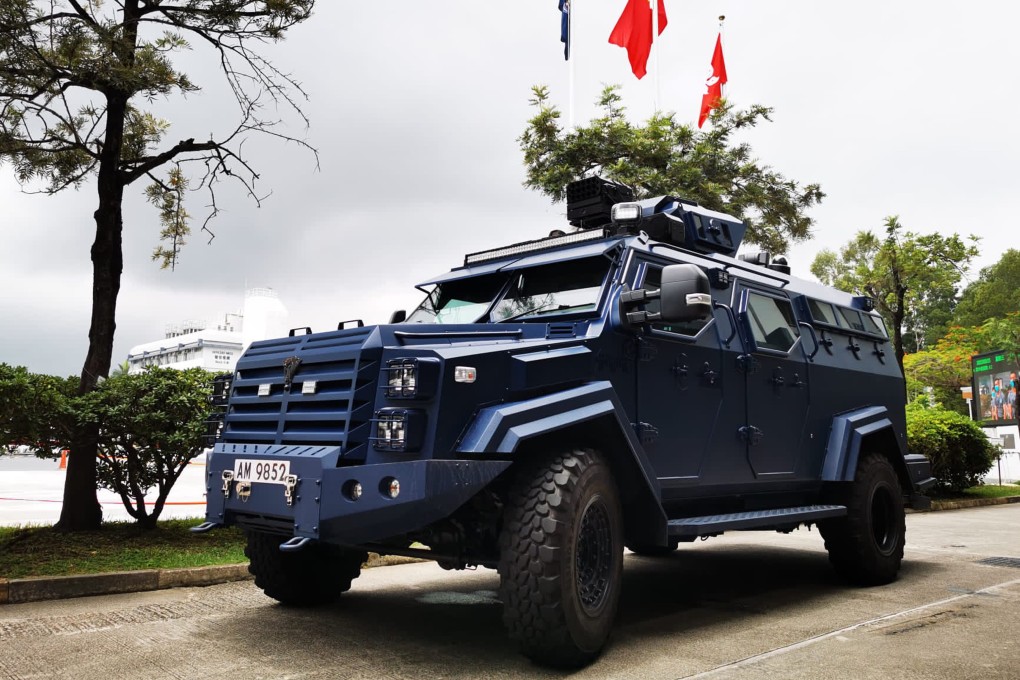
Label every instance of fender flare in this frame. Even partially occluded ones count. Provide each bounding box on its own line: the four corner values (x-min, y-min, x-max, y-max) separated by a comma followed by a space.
822, 405, 911, 486
458, 381, 666, 545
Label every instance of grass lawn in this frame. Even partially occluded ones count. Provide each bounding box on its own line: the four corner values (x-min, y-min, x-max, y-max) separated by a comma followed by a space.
0, 518, 247, 580
960, 484, 1020, 500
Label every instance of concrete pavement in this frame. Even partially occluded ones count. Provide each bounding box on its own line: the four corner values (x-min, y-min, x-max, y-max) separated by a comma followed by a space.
1, 504, 1018, 679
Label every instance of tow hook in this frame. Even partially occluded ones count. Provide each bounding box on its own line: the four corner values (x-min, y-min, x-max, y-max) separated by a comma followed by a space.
284, 474, 298, 507
221, 470, 234, 498
279, 536, 313, 552
236, 481, 252, 502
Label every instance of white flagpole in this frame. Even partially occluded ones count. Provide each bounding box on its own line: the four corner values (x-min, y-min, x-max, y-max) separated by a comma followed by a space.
718, 15, 725, 100
568, 1, 575, 129
651, 0, 660, 112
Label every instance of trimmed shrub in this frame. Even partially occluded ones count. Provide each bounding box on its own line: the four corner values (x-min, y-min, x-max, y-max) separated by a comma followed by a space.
906, 400, 999, 493
78, 367, 214, 529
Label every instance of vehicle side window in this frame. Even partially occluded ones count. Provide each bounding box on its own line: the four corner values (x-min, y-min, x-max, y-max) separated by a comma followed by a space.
641, 265, 711, 337
808, 299, 839, 326
746, 292, 799, 352
838, 307, 866, 333
864, 313, 887, 338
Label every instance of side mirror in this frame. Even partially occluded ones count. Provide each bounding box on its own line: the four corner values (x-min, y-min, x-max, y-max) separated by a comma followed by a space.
388, 309, 407, 324
658, 264, 712, 322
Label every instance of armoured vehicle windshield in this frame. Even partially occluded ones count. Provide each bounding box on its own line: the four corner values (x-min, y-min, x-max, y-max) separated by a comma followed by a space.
407, 256, 611, 324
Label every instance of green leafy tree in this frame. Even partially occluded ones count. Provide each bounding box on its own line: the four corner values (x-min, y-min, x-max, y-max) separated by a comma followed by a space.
78, 367, 213, 530
811, 217, 979, 370
0, 0, 315, 530
903, 326, 984, 414
0, 364, 77, 455
953, 249, 1020, 327
520, 86, 824, 254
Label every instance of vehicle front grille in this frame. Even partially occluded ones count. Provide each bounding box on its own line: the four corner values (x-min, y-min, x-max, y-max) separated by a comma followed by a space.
223, 326, 379, 461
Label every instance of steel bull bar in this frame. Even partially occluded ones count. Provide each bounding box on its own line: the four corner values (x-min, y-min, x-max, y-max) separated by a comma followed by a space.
194, 443, 511, 548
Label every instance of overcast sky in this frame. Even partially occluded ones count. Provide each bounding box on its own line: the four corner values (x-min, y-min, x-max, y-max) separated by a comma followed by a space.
2, 1, 1018, 376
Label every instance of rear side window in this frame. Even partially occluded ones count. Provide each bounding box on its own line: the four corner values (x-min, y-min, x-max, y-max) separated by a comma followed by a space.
838, 307, 866, 333
808, 299, 839, 326
746, 292, 799, 352
864, 314, 887, 337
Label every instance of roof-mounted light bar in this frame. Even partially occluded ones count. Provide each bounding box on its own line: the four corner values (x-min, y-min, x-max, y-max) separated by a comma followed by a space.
463, 229, 608, 266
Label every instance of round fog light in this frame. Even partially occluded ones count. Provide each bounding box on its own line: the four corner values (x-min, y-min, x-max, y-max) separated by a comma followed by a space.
344, 480, 363, 501
386, 478, 400, 499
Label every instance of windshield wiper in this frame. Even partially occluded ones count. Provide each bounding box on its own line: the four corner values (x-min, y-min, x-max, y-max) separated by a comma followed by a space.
495, 302, 591, 323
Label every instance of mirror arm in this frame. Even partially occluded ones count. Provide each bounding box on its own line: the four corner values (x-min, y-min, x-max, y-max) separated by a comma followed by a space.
620, 287, 661, 326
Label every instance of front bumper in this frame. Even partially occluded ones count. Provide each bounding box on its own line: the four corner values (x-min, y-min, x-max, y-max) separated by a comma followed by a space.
204, 443, 511, 545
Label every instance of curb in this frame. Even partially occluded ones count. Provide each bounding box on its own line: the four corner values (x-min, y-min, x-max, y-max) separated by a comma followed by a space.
0, 553, 423, 606
927, 495, 1020, 512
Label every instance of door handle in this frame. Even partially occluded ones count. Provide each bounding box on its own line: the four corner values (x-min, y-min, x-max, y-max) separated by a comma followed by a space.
798, 321, 820, 360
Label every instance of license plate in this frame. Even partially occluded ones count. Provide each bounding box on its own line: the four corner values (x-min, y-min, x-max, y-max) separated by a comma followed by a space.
233, 459, 291, 485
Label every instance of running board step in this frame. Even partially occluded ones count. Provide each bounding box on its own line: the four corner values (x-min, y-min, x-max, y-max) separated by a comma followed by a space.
667, 505, 847, 537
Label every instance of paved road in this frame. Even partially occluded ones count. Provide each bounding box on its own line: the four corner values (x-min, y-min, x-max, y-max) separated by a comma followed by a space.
2, 505, 1018, 679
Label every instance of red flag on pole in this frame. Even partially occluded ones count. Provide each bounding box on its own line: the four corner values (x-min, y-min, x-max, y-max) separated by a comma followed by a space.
608, 0, 668, 80
698, 34, 727, 128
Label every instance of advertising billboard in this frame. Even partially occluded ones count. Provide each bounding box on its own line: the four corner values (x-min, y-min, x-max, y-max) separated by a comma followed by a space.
972, 350, 1019, 425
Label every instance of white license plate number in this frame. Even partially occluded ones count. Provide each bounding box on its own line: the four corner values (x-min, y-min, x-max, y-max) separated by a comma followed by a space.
233, 459, 290, 485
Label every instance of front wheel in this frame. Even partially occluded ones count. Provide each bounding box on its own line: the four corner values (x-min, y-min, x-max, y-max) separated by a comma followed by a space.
245, 531, 367, 606
498, 449, 623, 668
819, 454, 906, 586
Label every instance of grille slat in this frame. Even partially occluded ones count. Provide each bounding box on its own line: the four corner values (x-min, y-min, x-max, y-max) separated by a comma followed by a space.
222, 328, 379, 449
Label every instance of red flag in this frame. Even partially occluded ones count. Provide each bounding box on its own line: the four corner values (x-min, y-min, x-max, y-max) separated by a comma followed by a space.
698, 34, 728, 128
608, 0, 668, 80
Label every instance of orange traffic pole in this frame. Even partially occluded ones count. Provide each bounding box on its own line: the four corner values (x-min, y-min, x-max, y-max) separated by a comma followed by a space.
59, 449, 68, 469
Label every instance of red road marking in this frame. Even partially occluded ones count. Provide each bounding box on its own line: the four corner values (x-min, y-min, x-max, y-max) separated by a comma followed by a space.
0, 497, 205, 506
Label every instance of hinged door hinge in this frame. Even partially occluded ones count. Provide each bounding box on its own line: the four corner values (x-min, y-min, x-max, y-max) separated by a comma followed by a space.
739, 425, 764, 446
635, 422, 659, 445
737, 354, 760, 374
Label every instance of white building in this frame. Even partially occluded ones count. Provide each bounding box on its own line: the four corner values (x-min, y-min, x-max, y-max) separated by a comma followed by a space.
127, 288, 288, 374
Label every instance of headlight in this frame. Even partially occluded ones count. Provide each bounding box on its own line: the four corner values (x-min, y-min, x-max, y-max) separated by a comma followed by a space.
384, 358, 440, 399
387, 361, 417, 397
372, 408, 426, 452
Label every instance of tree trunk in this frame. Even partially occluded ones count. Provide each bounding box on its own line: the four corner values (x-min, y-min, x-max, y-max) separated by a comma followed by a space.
893, 292, 906, 373
55, 95, 128, 532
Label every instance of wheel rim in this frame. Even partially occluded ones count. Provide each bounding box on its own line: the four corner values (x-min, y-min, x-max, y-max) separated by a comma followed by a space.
575, 495, 613, 615
871, 484, 898, 555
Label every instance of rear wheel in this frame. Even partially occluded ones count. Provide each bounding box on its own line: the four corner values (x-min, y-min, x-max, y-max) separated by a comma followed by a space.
819, 454, 905, 585
245, 531, 367, 606
498, 449, 623, 668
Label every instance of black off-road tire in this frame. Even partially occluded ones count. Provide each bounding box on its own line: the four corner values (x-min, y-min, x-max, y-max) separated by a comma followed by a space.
498, 449, 624, 669
819, 453, 906, 586
245, 531, 367, 606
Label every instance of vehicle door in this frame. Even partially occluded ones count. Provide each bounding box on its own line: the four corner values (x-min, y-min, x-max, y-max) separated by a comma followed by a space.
736, 286, 810, 477
632, 259, 725, 487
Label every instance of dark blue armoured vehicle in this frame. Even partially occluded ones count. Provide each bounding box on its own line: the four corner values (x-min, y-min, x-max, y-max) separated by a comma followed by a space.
196, 178, 934, 668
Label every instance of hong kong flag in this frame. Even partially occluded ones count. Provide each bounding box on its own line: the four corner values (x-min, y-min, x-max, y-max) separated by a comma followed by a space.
608, 0, 668, 80
698, 34, 728, 128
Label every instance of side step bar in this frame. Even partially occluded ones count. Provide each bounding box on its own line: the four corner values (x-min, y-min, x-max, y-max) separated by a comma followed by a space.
668, 504, 847, 538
